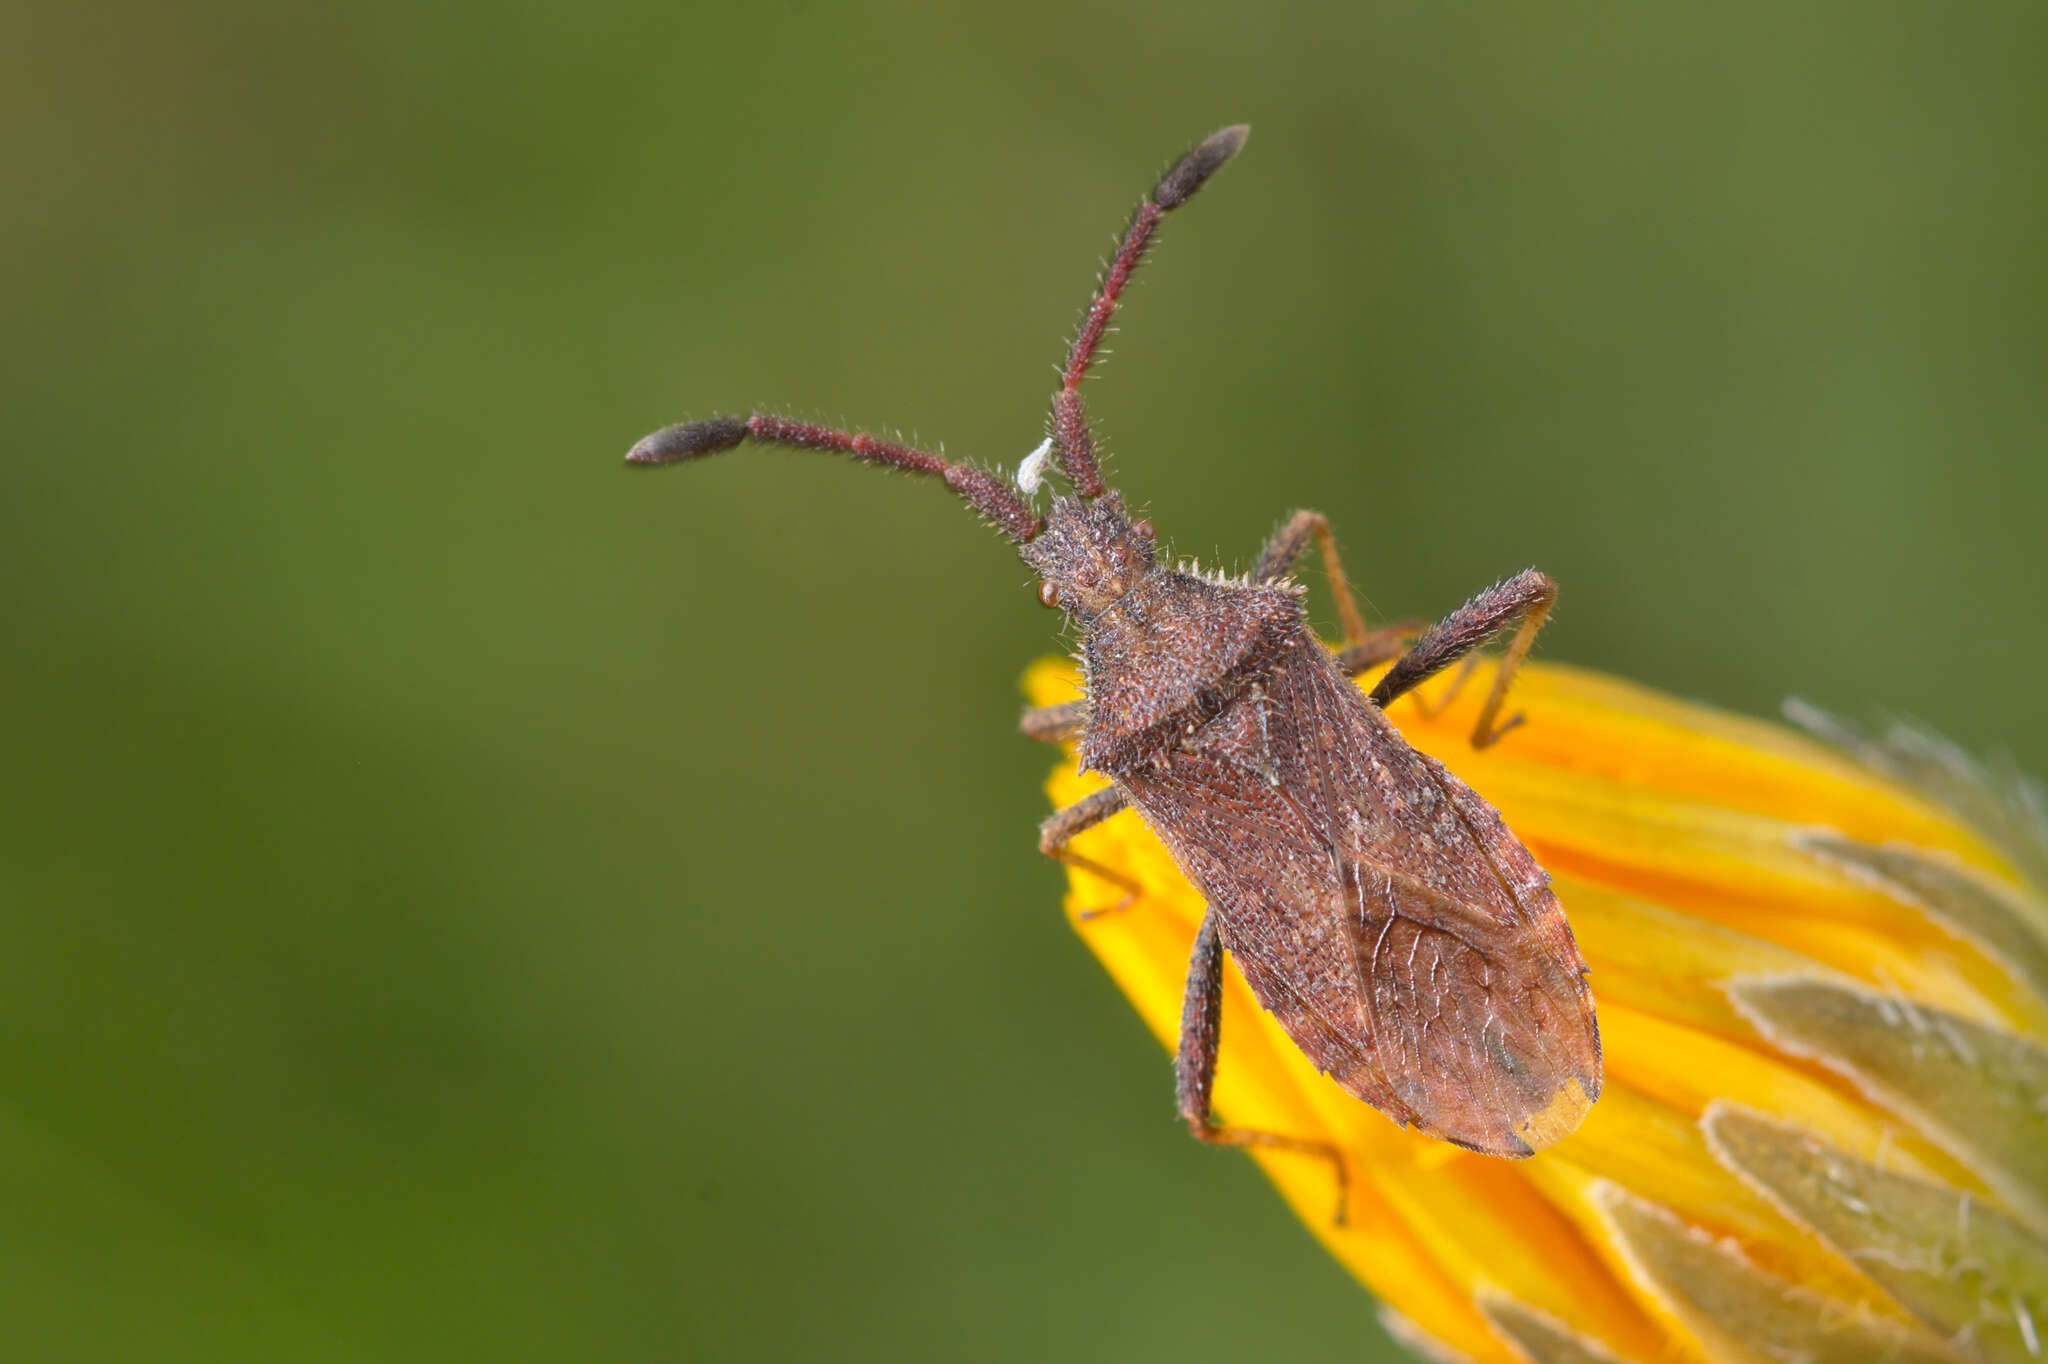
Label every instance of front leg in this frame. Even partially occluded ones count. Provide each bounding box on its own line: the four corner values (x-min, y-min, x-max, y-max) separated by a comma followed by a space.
1254, 508, 1372, 648
1176, 909, 1351, 1224
1020, 699, 1086, 745
1255, 509, 1417, 674
1369, 568, 1556, 749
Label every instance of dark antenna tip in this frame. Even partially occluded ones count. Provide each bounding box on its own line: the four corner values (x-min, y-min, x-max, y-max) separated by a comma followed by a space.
1153, 123, 1250, 210
625, 415, 750, 466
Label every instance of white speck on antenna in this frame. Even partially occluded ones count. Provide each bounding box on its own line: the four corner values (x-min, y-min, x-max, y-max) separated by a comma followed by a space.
1016, 438, 1054, 496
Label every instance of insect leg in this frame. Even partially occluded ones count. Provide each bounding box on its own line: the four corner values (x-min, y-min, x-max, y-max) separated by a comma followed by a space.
1019, 699, 1087, 745
1402, 655, 1483, 723
1368, 569, 1557, 749
1256, 510, 1419, 671
1176, 909, 1351, 1224
1332, 630, 1414, 679
1254, 509, 1372, 648
1039, 785, 1140, 918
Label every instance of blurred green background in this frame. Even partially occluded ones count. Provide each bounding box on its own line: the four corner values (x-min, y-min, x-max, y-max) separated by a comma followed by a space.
3, 2, 2044, 1360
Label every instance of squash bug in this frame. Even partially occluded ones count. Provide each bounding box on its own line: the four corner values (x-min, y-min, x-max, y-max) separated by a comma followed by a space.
625, 126, 1601, 1207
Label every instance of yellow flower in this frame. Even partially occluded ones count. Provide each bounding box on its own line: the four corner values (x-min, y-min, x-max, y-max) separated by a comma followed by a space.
1025, 654, 2048, 1363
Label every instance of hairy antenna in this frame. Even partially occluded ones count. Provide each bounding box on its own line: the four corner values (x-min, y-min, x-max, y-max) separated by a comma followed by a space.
1051, 124, 1250, 499
626, 412, 1041, 543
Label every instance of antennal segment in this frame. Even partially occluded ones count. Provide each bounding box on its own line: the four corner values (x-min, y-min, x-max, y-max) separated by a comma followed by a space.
1051, 124, 1249, 499
627, 412, 1042, 542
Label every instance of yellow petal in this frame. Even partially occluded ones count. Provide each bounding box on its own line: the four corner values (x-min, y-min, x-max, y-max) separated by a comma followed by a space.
1024, 653, 2048, 1361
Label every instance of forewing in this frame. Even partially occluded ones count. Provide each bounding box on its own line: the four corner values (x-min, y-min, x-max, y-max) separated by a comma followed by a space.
1335, 750, 1601, 1154
1121, 746, 1421, 1127
1119, 641, 1599, 1155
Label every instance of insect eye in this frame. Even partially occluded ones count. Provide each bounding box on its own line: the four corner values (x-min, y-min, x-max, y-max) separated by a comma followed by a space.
1131, 518, 1156, 541
1037, 581, 1062, 609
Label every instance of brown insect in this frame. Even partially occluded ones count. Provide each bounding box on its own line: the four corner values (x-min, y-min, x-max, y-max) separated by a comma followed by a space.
626, 126, 1600, 1205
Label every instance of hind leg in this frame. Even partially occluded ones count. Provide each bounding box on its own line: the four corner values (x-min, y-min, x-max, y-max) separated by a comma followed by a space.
1176, 908, 1351, 1224
1368, 569, 1556, 749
